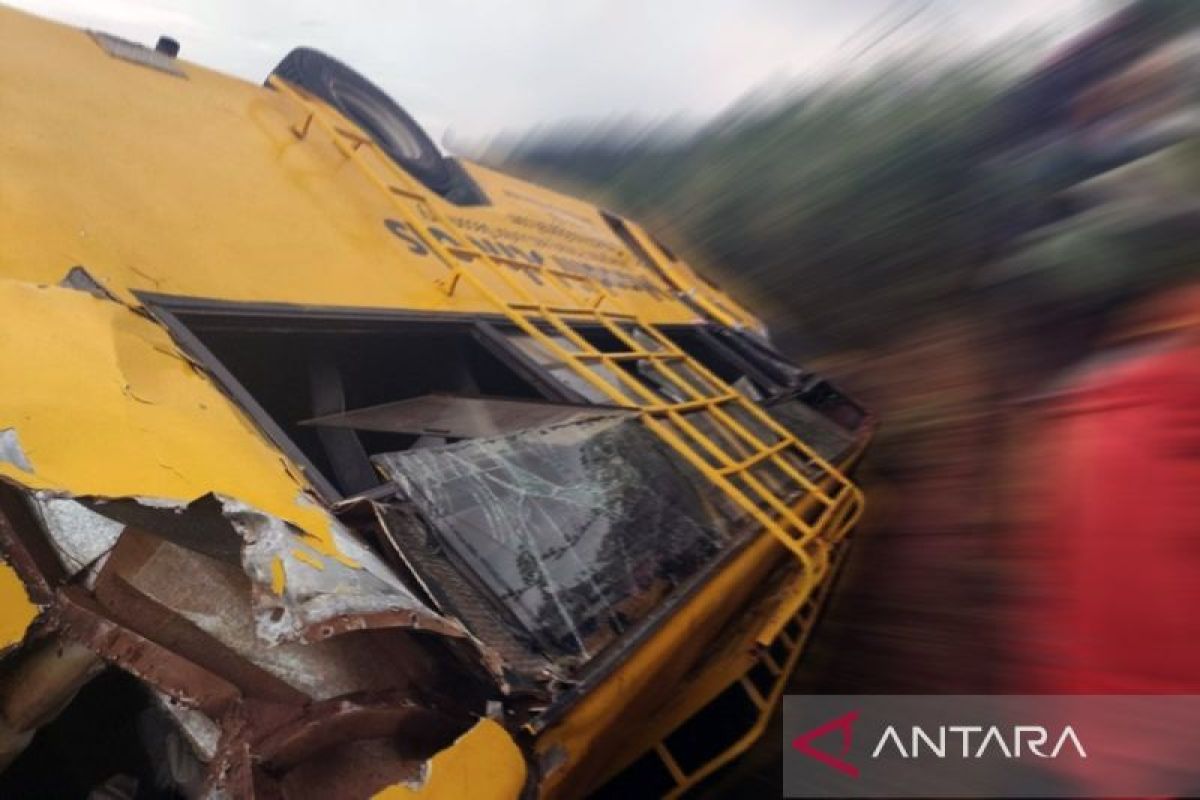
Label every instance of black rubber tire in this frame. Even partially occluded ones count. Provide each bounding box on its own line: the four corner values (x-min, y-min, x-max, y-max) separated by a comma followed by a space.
269, 47, 455, 196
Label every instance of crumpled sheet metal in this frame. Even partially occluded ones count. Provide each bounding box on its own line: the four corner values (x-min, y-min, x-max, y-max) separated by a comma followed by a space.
23, 489, 463, 648
0, 278, 458, 646
373, 415, 737, 662
0, 278, 524, 794
112, 532, 423, 701
30, 495, 124, 576
218, 494, 464, 645
0, 279, 344, 558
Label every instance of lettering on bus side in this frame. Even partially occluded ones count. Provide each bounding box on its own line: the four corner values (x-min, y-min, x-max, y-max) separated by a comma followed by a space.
383, 217, 667, 299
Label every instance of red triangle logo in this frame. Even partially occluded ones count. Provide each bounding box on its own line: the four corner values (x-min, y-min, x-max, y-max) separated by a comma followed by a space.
791, 710, 860, 778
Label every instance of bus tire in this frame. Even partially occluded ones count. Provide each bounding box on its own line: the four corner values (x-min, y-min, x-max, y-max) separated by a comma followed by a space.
268, 47, 454, 197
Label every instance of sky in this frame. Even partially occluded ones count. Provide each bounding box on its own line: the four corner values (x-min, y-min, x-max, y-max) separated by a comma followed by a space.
8, 0, 1099, 148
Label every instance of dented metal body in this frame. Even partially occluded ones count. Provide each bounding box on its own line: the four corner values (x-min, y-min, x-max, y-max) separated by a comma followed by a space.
0, 6, 871, 798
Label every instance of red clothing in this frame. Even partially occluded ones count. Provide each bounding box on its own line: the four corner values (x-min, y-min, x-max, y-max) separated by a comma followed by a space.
1022, 291, 1200, 691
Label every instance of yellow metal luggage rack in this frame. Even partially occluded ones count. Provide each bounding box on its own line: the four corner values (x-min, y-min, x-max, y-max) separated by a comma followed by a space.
267, 76, 863, 644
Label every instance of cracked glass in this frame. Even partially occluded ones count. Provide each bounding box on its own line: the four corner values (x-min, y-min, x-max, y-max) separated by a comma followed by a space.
373, 416, 741, 661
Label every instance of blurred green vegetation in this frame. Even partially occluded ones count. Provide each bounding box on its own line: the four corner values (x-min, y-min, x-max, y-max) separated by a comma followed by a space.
490, 52, 1039, 355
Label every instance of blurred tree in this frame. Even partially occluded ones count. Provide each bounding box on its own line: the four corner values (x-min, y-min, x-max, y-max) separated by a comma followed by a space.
490, 51, 1038, 355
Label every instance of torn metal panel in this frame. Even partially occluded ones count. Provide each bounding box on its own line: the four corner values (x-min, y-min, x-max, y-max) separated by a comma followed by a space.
64, 491, 462, 648
0, 270, 506, 790
301, 393, 631, 439
83, 494, 241, 563
0, 480, 498, 795
52, 585, 243, 716
0, 280, 351, 561
30, 496, 125, 575
373, 416, 741, 663
219, 495, 464, 646
108, 529, 446, 701
89, 531, 313, 706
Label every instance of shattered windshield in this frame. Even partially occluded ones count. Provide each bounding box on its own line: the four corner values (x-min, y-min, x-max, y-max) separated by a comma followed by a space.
373, 416, 740, 661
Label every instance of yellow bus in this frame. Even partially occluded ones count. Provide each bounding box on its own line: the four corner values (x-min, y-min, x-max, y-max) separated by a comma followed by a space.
0, 7, 870, 798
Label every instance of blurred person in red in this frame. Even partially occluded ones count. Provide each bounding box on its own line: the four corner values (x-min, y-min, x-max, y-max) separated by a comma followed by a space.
998, 276, 1200, 797
1018, 279, 1200, 693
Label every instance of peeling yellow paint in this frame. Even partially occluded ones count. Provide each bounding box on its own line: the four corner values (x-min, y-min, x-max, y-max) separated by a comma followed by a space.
0, 280, 346, 558
372, 719, 525, 800
0, 562, 36, 649
269, 557, 287, 595
290, 548, 325, 571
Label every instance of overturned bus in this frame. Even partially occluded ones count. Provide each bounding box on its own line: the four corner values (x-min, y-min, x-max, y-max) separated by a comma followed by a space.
0, 7, 870, 798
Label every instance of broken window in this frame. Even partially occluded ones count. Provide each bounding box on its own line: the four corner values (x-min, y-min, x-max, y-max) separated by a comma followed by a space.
373, 415, 740, 661
155, 308, 556, 498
